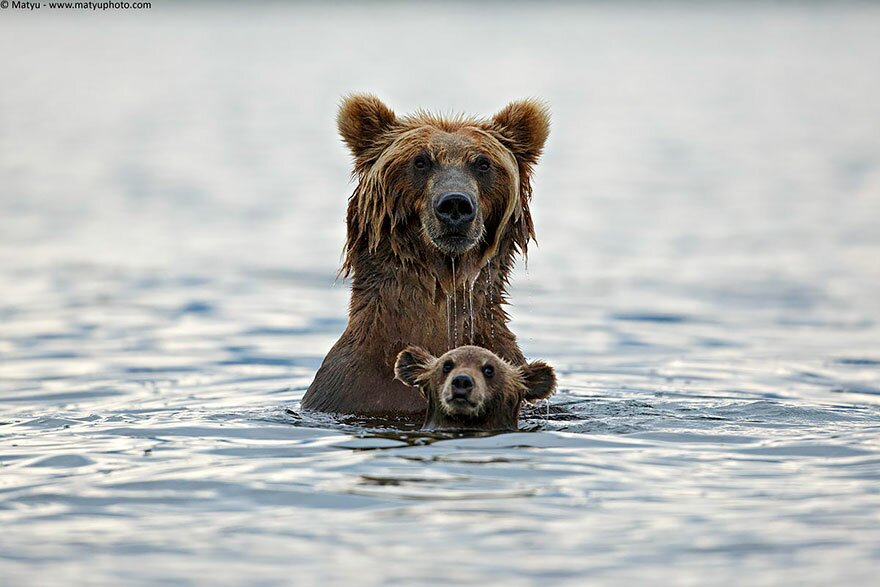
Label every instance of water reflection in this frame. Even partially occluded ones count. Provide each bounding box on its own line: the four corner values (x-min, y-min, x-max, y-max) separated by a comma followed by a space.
2, 1, 880, 586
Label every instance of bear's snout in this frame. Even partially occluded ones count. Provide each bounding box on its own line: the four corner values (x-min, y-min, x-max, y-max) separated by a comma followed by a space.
434, 192, 476, 228
450, 373, 475, 400
442, 370, 484, 416
423, 164, 482, 254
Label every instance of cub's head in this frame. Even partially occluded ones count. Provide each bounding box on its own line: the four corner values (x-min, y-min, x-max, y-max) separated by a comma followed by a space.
337, 95, 550, 271
394, 345, 556, 432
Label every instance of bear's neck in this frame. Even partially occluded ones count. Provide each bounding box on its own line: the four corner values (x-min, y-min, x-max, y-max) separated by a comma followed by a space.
345, 239, 524, 370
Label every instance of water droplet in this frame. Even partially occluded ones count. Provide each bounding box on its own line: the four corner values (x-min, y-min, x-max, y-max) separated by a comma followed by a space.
486, 268, 495, 342
446, 294, 452, 349
451, 257, 458, 347
467, 279, 474, 344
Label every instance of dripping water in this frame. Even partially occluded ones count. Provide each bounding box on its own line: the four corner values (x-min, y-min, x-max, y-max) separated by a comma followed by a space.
486, 268, 495, 342
446, 294, 452, 349
451, 257, 458, 347
467, 279, 474, 344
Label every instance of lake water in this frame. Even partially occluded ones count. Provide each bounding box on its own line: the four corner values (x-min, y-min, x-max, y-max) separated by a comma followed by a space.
1, 2, 879, 585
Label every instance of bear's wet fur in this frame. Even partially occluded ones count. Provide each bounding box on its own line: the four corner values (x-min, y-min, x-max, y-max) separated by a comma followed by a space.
301, 95, 550, 416
394, 345, 556, 431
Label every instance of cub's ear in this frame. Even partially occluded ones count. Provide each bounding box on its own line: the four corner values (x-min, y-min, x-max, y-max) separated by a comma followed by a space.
337, 94, 397, 163
519, 360, 557, 402
394, 346, 436, 389
491, 99, 550, 166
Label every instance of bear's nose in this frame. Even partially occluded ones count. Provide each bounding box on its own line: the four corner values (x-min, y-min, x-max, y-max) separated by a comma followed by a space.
450, 374, 474, 400
434, 192, 476, 227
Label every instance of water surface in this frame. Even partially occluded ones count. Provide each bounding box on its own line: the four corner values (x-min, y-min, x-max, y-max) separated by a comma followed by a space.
1, 3, 880, 585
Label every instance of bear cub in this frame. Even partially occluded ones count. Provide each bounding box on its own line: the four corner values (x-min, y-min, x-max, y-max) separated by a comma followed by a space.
394, 345, 556, 432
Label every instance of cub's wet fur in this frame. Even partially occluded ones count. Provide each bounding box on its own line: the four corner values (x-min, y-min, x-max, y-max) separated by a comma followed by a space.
394, 345, 556, 431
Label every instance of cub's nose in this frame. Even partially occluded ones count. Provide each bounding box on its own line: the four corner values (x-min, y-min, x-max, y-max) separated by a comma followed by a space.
451, 373, 474, 400
434, 192, 476, 227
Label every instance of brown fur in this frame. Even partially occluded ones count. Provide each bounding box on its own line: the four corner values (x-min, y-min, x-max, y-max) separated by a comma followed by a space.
301, 95, 550, 416
394, 345, 556, 431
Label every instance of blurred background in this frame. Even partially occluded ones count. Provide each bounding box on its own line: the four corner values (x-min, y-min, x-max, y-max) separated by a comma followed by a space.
1, 2, 879, 586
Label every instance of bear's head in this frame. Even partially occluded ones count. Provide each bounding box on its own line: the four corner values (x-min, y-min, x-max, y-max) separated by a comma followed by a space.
337, 95, 550, 275
394, 345, 556, 431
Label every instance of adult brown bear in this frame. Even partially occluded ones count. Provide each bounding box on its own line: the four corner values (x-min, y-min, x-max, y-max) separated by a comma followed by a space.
301, 95, 550, 416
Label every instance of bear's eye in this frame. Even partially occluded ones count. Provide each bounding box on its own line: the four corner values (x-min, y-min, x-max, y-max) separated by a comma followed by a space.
442, 360, 454, 374
476, 156, 491, 173
482, 365, 495, 378
413, 155, 431, 171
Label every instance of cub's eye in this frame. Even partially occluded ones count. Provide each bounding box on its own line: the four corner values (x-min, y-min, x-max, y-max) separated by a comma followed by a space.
482, 365, 495, 378
442, 360, 454, 374
476, 156, 491, 173
414, 155, 431, 171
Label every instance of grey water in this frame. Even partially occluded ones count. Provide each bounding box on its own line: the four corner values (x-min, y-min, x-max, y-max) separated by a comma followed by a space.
2, 2, 880, 585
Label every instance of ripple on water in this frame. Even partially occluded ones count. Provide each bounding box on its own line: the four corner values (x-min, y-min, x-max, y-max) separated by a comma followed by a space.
2, 3, 880, 586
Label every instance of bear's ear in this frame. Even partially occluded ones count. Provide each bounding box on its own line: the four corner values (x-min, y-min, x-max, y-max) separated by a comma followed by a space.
337, 94, 398, 163
394, 346, 436, 390
490, 99, 550, 166
519, 360, 557, 402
